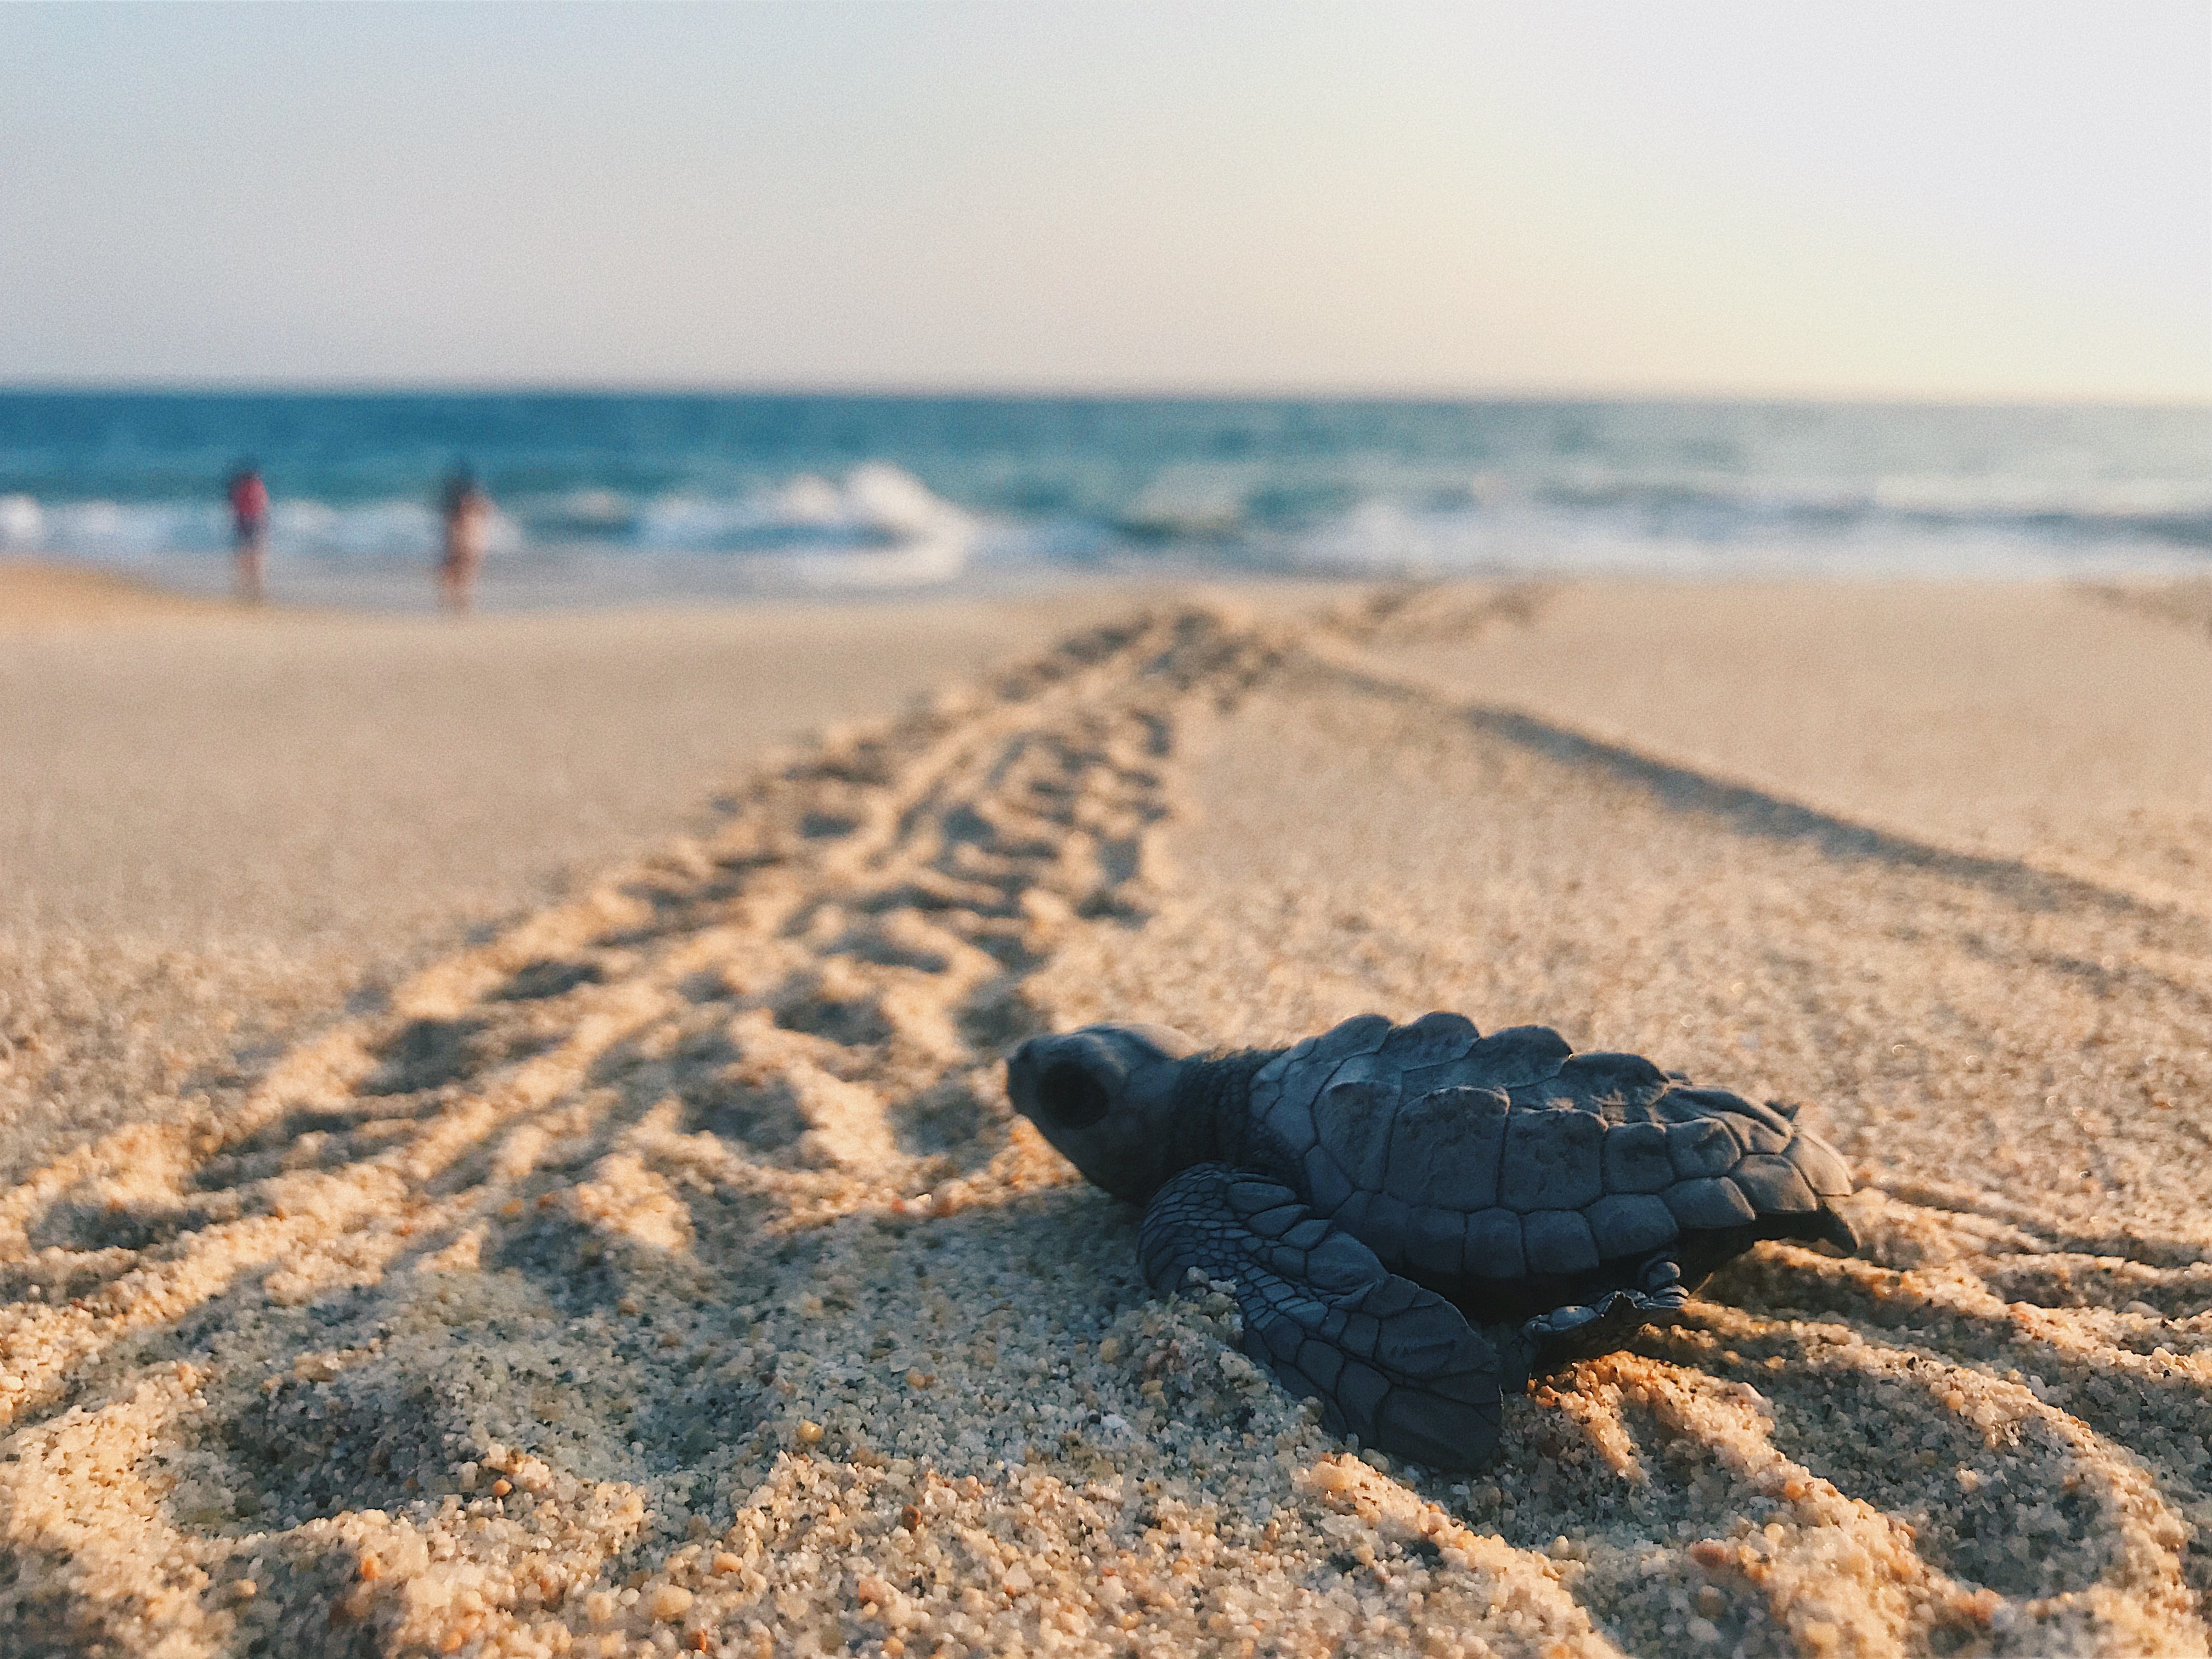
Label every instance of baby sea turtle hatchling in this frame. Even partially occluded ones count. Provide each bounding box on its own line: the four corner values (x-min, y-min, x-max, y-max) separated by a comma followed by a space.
1007, 1012, 1858, 1470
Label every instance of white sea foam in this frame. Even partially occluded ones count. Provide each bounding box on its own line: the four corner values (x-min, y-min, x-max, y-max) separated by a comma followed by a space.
1284, 492, 2210, 582
5, 464, 964, 562
0, 493, 44, 549
1, 464, 986, 605
636, 464, 975, 577
633, 464, 977, 584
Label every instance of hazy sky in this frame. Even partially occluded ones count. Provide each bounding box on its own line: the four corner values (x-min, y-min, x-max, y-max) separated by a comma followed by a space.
1, 2, 2205, 399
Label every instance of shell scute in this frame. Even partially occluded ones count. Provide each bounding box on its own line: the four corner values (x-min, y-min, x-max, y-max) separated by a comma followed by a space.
1786, 1134, 1854, 1198
1327, 1048, 1401, 1099
1309, 1013, 1395, 1064
1258, 1090, 1320, 1161
1600, 1121, 1674, 1193
1314, 1077, 1396, 1192
1273, 1058, 1334, 1127
1260, 1032, 1323, 1098
1274, 1020, 1387, 1124
1505, 1082, 1570, 1110
1461, 1025, 1573, 1090
1553, 1051, 1672, 1111
1722, 1111, 1792, 1157
1522, 1209, 1600, 1275
1662, 1176, 1758, 1229
1462, 1208, 1526, 1279
1498, 1108, 1605, 1211
1396, 1056, 1489, 1098
1376, 1010, 1482, 1070
1246, 1073, 1283, 1125
1382, 1084, 1508, 1210
1739, 1096, 1799, 1137
1731, 1154, 1818, 1215
1674, 1086, 1792, 1149
1666, 1118, 1740, 1179
1584, 1192, 1679, 1259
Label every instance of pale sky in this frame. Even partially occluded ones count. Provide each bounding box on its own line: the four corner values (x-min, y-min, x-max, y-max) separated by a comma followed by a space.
1, 2, 2205, 400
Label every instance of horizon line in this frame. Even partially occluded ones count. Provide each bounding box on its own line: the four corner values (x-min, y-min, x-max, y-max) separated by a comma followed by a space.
1, 379, 2207, 413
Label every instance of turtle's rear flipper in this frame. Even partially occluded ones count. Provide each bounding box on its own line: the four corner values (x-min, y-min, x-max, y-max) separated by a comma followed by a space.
1523, 1254, 1690, 1370
1807, 1205, 1859, 1255
1140, 1164, 1527, 1470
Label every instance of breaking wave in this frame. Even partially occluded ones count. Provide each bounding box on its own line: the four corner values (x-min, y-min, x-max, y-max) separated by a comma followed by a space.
0, 465, 981, 593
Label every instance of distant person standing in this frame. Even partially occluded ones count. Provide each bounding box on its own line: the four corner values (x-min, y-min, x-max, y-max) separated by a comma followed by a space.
225, 461, 270, 603
437, 463, 493, 612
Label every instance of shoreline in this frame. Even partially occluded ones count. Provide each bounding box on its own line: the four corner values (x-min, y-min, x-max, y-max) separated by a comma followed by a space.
0, 554, 1355, 632
13, 551, 2212, 634
2, 573, 2207, 1654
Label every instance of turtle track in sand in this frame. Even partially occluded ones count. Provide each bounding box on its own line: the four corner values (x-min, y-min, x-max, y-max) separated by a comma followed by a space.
0, 592, 2207, 1659
0, 608, 1292, 1656
1025, 623, 2212, 1658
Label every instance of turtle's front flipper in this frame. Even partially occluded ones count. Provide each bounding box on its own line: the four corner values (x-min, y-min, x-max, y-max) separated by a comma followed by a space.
1522, 1254, 1690, 1369
1139, 1164, 1530, 1470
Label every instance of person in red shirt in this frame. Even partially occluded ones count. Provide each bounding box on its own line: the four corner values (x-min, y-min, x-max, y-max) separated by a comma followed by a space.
226, 461, 270, 603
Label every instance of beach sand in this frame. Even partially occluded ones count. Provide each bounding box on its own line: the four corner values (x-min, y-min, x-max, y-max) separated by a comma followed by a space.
0, 573, 1144, 1184
1, 575, 2206, 1656
0, 560, 240, 629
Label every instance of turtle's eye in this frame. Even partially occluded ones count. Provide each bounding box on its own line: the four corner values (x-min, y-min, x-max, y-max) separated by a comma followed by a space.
1037, 1059, 1111, 1128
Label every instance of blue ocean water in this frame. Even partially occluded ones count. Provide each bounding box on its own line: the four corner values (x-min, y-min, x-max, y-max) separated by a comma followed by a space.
0, 392, 2204, 606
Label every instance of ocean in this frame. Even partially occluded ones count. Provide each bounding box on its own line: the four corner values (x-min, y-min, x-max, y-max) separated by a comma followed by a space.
1, 392, 2205, 607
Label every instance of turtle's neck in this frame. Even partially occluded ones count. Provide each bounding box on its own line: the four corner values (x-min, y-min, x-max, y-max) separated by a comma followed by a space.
1147, 1047, 1274, 1194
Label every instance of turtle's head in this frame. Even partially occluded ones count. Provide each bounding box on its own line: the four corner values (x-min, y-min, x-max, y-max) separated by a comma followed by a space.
1007, 1023, 1206, 1202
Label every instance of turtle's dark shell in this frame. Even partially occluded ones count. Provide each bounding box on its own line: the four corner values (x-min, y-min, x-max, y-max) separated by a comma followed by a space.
1239, 1011, 1855, 1320
1007, 1009, 1860, 1469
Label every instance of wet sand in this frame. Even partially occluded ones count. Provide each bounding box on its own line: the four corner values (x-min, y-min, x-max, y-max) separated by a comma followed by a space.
1, 577, 2207, 1656
0, 559, 239, 628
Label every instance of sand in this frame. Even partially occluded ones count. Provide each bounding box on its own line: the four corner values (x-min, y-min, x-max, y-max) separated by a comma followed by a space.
0, 561, 240, 629
2085, 582, 2212, 647
0, 574, 1141, 1183
1364, 581, 2212, 911
0, 574, 2207, 1657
